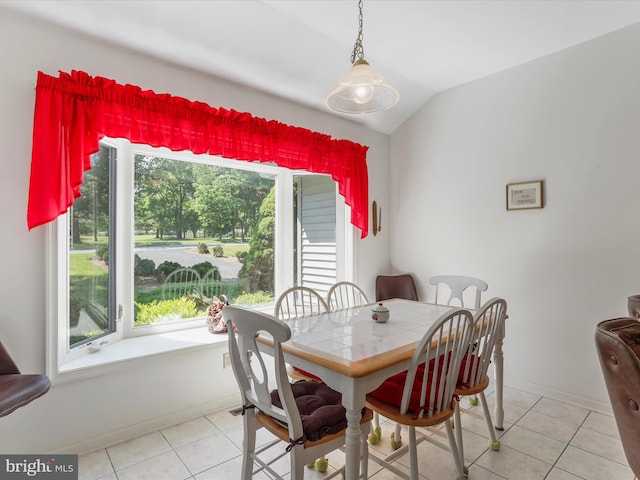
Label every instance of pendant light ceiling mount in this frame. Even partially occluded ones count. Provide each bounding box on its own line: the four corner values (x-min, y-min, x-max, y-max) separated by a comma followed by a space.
326, 0, 399, 114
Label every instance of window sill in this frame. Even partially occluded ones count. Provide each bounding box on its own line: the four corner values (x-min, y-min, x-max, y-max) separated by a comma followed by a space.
58, 326, 227, 381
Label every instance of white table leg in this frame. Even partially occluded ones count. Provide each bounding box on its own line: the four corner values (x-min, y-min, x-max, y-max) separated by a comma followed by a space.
344, 406, 362, 480
494, 321, 505, 430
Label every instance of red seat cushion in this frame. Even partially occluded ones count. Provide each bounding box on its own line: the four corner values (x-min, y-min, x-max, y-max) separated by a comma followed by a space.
457, 353, 482, 387
368, 356, 448, 414
369, 352, 481, 414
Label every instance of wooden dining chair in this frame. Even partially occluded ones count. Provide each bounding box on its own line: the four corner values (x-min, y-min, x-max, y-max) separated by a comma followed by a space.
274, 286, 331, 470
428, 275, 488, 310
326, 281, 369, 311
453, 297, 507, 470
274, 286, 329, 383
224, 305, 373, 480
429, 274, 488, 411
365, 308, 474, 480
274, 286, 329, 321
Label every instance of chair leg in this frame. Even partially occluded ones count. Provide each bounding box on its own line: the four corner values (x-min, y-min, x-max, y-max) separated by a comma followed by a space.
479, 391, 500, 450
454, 399, 465, 467
444, 419, 467, 480
408, 426, 418, 480
369, 412, 382, 444
391, 422, 403, 449
290, 445, 305, 480
241, 413, 257, 480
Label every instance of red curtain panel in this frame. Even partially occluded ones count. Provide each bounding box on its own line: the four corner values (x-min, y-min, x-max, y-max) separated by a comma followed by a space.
27, 70, 369, 237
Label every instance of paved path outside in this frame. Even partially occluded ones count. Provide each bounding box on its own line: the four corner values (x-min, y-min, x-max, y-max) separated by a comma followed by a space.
135, 246, 242, 280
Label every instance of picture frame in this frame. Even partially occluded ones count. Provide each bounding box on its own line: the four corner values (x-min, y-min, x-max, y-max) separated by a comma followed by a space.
506, 181, 543, 210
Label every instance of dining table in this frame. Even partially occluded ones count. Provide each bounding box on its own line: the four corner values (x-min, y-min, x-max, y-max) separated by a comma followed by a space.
257, 298, 505, 480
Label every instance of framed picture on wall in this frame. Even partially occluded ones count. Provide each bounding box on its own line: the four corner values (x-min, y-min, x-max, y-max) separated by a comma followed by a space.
506, 181, 543, 210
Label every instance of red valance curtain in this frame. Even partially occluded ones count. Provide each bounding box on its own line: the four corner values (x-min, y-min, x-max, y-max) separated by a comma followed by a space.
27, 70, 369, 237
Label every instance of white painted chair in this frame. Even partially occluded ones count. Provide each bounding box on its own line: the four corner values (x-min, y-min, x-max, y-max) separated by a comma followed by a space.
274, 286, 329, 383
365, 308, 474, 480
326, 281, 369, 311
454, 297, 508, 469
274, 286, 329, 321
429, 275, 489, 413
428, 275, 488, 309
274, 286, 331, 469
223, 305, 372, 480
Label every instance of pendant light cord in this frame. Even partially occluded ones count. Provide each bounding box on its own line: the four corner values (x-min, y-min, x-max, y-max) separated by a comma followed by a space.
350, 0, 365, 64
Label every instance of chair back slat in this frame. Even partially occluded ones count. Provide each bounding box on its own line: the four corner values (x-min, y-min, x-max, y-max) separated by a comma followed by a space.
275, 286, 329, 321
327, 281, 369, 311
460, 297, 507, 388
401, 308, 474, 418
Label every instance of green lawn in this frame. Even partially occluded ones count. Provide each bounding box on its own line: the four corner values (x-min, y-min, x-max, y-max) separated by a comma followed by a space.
70, 252, 108, 277
69, 253, 108, 309
213, 244, 248, 258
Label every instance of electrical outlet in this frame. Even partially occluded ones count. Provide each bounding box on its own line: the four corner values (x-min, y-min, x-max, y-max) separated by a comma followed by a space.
223, 352, 231, 369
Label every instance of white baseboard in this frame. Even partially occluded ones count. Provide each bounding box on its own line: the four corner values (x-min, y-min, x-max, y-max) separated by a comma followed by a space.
61, 393, 241, 455
505, 376, 612, 415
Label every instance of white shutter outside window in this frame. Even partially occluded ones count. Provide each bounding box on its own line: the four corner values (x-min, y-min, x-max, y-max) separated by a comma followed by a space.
297, 176, 337, 298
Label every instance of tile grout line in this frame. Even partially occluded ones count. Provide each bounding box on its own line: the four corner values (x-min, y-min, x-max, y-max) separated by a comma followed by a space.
541, 407, 589, 480
465, 395, 538, 478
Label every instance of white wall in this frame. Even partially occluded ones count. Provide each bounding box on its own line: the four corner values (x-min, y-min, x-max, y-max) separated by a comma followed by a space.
0, 8, 389, 453
390, 22, 640, 412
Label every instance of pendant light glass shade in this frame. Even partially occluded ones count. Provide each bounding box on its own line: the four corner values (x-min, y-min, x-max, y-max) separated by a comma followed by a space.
326, 59, 399, 114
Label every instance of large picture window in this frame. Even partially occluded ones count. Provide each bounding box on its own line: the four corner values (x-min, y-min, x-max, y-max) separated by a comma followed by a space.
50, 139, 352, 376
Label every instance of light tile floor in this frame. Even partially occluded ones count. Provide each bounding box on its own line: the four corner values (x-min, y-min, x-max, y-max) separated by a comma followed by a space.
79, 386, 634, 480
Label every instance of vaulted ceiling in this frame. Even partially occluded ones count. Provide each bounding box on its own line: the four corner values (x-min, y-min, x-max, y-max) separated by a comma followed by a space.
5, 0, 640, 134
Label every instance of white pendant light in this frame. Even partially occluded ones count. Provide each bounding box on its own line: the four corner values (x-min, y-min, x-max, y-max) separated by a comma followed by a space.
326, 0, 399, 114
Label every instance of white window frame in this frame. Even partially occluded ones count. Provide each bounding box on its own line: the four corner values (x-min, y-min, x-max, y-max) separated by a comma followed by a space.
46, 139, 356, 383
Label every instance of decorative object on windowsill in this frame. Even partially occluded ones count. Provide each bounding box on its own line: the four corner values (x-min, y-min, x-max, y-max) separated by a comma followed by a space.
372, 200, 381, 236
372, 303, 389, 323
206, 295, 231, 333
506, 180, 544, 210
326, 0, 399, 114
